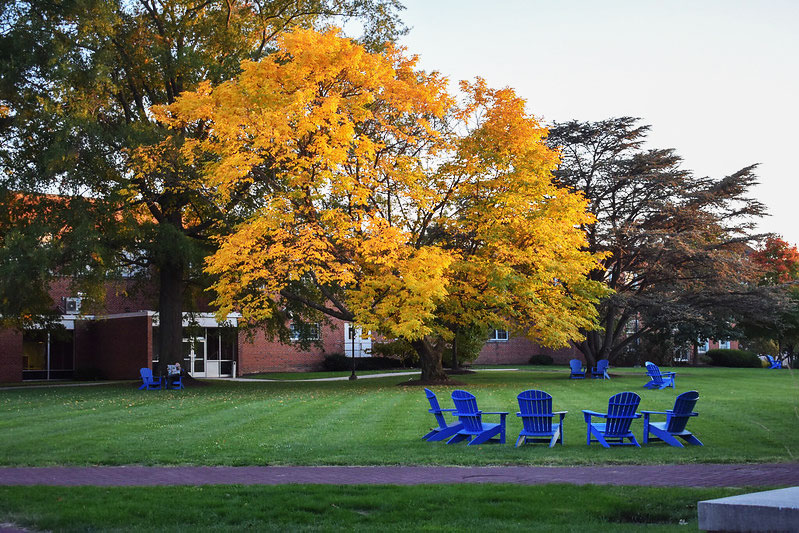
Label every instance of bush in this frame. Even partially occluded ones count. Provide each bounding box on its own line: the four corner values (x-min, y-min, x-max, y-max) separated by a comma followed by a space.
322, 353, 408, 371
705, 349, 761, 368
529, 354, 554, 365
370, 340, 418, 367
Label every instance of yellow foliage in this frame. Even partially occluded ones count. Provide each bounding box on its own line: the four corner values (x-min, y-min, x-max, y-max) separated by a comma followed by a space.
158, 28, 608, 346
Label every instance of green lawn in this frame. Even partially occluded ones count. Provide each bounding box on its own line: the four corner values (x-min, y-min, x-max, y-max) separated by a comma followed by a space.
0, 366, 796, 466
0, 484, 751, 532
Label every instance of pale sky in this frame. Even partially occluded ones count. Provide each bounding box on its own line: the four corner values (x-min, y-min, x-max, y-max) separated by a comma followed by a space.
397, 0, 799, 245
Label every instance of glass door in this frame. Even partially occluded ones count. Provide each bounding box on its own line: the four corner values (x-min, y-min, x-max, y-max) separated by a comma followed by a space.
182, 337, 207, 378
206, 328, 237, 377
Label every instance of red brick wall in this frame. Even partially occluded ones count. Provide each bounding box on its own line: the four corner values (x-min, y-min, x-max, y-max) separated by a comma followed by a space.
238, 319, 346, 374
0, 329, 23, 382
475, 337, 583, 365
706, 340, 740, 351
75, 314, 152, 380
48, 278, 157, 315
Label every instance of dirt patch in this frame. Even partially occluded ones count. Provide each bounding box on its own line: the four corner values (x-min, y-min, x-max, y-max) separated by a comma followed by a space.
444, 369, 476, 375
397, 378, 466, 387
182, 375, 211, 387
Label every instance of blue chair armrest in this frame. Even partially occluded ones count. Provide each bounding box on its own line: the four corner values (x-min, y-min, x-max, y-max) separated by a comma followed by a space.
483, 411, 509, 415
429, 408, 457, 414
641, 410, 668, 415
582, 410, 607, 423
553, 410, 568, 415
582, 410, 607, 417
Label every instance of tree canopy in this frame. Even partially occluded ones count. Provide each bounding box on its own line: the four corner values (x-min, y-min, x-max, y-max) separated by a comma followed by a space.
153, 28, 608, 381
548, 117, 768, 365
0, 0, 405, 364
738, 237, 799, 363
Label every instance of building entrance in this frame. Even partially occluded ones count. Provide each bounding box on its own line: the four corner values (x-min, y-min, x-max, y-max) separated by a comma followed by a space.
179, 327, 238, 378
182, 337, 207, 377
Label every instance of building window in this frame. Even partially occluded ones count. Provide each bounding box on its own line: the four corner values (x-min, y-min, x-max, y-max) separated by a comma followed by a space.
697, 340, 709, 354
719, 340, 731, 350
289, 322, 320, 342
488, 329, 509, 342
22, 329, 74, 380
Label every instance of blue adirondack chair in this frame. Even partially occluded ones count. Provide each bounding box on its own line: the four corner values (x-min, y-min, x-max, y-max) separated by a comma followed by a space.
591, 359, 610, 379
422, 388, 464, 442
644, 361, 676, 389
569, 359, 586, 379
139, 367, 162, 390
167, 365, 184, 390
583, 391, 642, 447
642, 390, 703, 447
515, 389, 566, 447
765, 355, 782, 369
447, 390, 508, 446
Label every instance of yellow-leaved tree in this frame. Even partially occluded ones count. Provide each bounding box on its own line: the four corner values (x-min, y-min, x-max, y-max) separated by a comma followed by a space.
153, 28, 608, 382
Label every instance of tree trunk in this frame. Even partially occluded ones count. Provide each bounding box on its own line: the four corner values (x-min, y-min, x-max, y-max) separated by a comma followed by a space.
450, 330, 459, 371
411, 336, 449, 382
157, 261, 184, 370
578, 335, 598, 368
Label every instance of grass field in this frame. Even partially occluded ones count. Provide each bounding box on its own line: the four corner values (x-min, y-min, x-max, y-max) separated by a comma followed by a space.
0, 484, 753, 532
0, 366, 796, 466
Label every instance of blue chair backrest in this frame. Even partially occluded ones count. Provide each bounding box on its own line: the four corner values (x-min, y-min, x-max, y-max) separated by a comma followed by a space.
596, 359, 609, 372
424, 388, 448, 429
666, 390, 699, 433
140, 367, 153, 383
645, 361, 663, 382
452, 390, 484, 432
517, 389, 553, 434
570, 359, 583, 373
605, 391, 640, 436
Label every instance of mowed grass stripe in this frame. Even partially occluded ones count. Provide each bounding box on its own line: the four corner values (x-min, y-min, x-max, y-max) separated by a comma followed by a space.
0, 366, 796, 466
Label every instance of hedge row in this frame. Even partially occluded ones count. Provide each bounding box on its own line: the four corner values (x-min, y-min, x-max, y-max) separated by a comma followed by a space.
705, 349, 762, 368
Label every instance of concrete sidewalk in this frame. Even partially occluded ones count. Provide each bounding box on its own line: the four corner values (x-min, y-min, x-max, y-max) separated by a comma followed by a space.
0, 464, 797, 487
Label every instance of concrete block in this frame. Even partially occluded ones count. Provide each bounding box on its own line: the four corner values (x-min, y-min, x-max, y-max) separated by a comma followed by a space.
698, 486, 799, 532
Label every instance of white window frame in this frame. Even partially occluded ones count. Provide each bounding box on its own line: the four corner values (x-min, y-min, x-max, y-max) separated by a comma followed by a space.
488, 329, 509, 342
289, 322, 321, 342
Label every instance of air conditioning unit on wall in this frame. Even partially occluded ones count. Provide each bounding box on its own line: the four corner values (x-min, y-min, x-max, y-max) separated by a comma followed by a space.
63, 296, 82, 314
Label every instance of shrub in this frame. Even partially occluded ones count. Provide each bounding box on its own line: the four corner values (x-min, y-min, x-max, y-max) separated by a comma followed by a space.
370, 340, 418, 367
529, 354, 554, 365
322, 354, 407, 371
705, 349, 761, 368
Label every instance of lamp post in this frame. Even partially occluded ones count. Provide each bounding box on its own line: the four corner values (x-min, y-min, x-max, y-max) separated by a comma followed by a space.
348, 324, 358, 380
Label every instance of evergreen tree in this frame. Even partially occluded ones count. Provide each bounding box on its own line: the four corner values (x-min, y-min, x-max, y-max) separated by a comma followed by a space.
548, 118, 768, 366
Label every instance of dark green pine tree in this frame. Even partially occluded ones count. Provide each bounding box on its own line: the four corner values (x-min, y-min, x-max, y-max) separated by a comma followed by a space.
548, 117, 769, 366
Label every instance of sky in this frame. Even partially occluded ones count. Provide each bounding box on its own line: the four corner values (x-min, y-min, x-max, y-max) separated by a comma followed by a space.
395, 0, 799, 244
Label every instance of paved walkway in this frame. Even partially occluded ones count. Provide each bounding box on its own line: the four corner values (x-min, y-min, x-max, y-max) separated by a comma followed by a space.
0, 464, 797, 488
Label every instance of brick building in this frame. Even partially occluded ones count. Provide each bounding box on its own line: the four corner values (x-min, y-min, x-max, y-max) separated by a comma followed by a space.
0, 273, 583, 382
